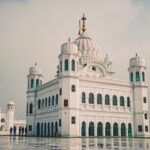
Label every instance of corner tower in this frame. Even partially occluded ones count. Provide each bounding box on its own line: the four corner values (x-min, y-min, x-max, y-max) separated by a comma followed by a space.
26, 63, 43, 135
129, 54, 149, 136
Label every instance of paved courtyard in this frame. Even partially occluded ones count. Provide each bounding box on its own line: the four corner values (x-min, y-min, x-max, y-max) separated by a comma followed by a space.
0, 136, 150, 150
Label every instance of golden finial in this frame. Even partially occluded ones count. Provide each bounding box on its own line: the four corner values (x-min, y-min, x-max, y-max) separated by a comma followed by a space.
81, 13, 86, 32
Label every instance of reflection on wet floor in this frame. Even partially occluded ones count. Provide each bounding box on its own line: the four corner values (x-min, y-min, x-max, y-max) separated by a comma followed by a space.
0, 136, 150, 150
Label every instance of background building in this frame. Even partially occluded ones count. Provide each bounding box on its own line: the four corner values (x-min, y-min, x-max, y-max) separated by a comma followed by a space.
26, 15, 150, 137
0, 101, 26, 135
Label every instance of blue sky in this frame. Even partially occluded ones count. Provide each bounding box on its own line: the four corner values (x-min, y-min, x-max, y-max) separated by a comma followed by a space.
0, 0, 150, 118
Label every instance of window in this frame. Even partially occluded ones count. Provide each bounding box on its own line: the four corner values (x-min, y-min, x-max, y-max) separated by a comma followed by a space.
72, 85, 75, 92
29, 125, 32, 131
64, 99, 68, 107
59, 119, 61, 127
97, 94, 102, 104
29, 103, 33, 114
143, 97, 146, 103
56, 94, 58, 105
138, 125, 142, 132
142, 72, 145, 82
38, 99, 41, 109
113, 95, 117, 106
72, 59, 75, 71
71, 117, 76, 124
82, 92, 86, 103
145, 114, 148, 119
52, 96, 54, 105
26, 103, 28, 114
127, 97, 130, 107
89, 93, 94, 104
60, 61, 62, 72
120, 96, 124, 106
92, 66, 96, 71
136, 71, 140, 81
64, 59, 69, 71
48, 97, 51, 106
145, 126, 148, 132
60, 88, 62, 96
31, 79, 34, 88
130, 72, 133, 82
36, 79, 39, 88
105, 94, 110, 105
45, 98, 47, 107
42, 99, 44, 108
1, 118, 5, 123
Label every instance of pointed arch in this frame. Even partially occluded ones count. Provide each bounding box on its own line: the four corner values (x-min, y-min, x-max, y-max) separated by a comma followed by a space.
113, 95, 117, 106
44, 122, 46, 136
121, 123, 126, 136
51, 122, 54, 136
89, 93, 94, 104
55, 122, 58, 135
36, 79, 39, 88
97, 122, 103, 136
136, 71, 140, 81
64, 59, 69, 71
81, 121, 86, 136
82, 92, 86, 103
113, 122, 118, 136
105, 94, 110, 105
41, 123, 43, 136
89, 121, 94, 136
38, 99, 41, 109
72, 59, 75, 71
120, 96, 124, 106
97, 94, 102, 104
36, 123, 40, 136
128, 123, 132, 137
105, 122, 111, 136
31, 79, 34, 88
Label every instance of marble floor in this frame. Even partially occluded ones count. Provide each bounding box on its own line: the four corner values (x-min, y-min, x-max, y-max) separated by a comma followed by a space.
0, 136, 150, 150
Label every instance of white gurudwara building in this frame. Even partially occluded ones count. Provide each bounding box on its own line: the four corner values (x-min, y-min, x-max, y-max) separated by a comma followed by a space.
26, 15, 150, 137
0, 101, 26, 135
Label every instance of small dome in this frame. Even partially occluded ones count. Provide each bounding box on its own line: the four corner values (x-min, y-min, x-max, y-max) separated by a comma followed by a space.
29, 63, 43, 75
8, 101, 15, 106
61, 40, 78, 54
130, 54, 146, 67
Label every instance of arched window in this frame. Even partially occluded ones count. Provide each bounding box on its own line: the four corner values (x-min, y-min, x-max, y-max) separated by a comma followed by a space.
113, 123, 118, 136
52, 95, 54, 105
82, 92, 86, 103
48, 97, 51, 106
142, 72, 145, 82
127, 97, 130, 107
97, 94, 102, 104
113, 95, 117, 106
41, 123, 43, 136
48, 122, 50, 136
1, 118, 5, 123
105, 122, 111, 136
29, 103, 33, 114
31, 79, 34, 88
55, 122, 58, 133
128, 123, 132, 137
121, 123, 126, 136
56, 94, 58, 105
97, 122, 103, 136
89, 93, 94, 104
64, 59, 69, 71
72, 59, 75, 71
130, 72, 133, 82
36, 79, 39, 88
120, 96, 124, 106
44, 122, 46, 136
51, 122, 54, 136
38, 99, 41, 109
81, 121, 86, 136
89, 121, 94, 136
26, 103, 28, 114
60, 61, 62, 72
45, 98, 47, 107
105, 94, 110, 105
136, 71, 140, 81
36, 123, 40, 136
42, 99, 44, 108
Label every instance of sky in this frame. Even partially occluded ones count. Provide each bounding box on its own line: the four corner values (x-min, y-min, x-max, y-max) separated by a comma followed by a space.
0, 0, 150, 119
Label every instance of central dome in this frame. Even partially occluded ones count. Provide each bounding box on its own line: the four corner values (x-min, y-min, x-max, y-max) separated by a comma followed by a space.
74, 32, 101, 51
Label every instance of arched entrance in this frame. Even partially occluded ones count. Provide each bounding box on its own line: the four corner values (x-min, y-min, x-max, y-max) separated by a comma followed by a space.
48, 123, 50, 136
44, 123, 46, 136
51, 122, 54, 136
121, 123, 126, 136
97, 122, 103, 136
105, 122, 111, 136
128, 123, 132, 137
113, 123, 118, 136
41, 123, 43, 136
55, 122, 58, 135
89, 122, 94, 136
81, 121, 86, 136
